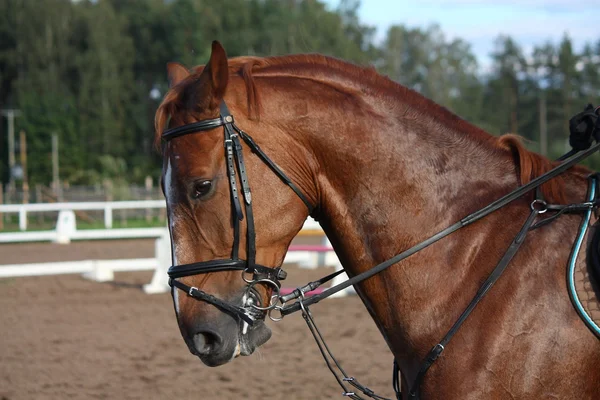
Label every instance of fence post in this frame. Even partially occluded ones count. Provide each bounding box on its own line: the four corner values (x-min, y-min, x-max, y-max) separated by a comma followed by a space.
19, 207, 27, 231
0, 185, 3, 230
143, 228, 172, 294
145, 176, 153, 223
35, 184, 43, 225
104, 206, 113, 229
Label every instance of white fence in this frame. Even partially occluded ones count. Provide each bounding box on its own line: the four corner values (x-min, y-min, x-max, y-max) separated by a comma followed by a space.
0, 201, 354, 297
0, 200, 165, 231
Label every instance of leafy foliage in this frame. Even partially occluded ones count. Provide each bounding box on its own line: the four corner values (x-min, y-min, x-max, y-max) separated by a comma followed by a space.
1, 0, 599, 186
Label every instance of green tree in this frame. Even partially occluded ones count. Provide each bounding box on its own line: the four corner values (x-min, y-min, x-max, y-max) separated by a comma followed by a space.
380, 24, 483, 125
483, 36, 526, 136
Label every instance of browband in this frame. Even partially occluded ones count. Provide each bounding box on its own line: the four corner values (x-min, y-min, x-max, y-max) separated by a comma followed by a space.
162, 116, 226, 141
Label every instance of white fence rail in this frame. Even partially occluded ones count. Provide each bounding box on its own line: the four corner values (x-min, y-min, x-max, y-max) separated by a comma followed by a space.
0, 201, 354, 297
0, 227, 168, 244
0, 200, 165, 230
0, 259, 157, 279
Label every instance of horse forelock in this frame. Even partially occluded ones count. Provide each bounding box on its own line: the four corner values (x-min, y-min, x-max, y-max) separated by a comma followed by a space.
154, 58, 262, 149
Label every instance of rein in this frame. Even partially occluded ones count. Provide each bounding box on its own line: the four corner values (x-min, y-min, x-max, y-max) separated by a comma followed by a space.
162, 100, 600, 399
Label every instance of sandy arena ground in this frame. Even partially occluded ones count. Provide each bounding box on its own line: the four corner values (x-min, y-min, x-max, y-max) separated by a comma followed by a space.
0, 240, 394, 400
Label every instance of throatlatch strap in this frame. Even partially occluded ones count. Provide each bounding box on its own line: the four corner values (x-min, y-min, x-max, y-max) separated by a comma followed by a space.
236, 129, 315, 214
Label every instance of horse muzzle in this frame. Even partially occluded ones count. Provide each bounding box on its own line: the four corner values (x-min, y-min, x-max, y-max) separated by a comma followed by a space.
186, 317, 272, 366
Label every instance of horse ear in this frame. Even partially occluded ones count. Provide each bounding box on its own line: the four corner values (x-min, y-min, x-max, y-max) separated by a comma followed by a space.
205, 40, 229, 101
167, 62, 190, 88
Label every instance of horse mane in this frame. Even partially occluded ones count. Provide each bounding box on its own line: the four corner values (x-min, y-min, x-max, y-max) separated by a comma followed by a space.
156, 54, 585, 204
496, 135, 566, 203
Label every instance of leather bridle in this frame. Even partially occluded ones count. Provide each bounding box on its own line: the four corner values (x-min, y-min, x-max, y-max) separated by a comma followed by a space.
163, 100, 600, 399
162, 101, 314, 325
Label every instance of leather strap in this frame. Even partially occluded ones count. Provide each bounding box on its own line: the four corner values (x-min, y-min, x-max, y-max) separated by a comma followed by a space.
168, 259, 246, 278
279, 269, 345, 303
168, 259, 284, 280
281, 141, 600, 316
409, 207, 540, 397
170, 278, 254, 325
163, 100, 314, 323
162, 117, 224, 140
392, 359, 401, 400
232, 133, 257, 266
236, 129, 315, 214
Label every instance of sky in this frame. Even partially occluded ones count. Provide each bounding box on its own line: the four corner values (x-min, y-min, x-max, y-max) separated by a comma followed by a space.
324, 0, 598, 68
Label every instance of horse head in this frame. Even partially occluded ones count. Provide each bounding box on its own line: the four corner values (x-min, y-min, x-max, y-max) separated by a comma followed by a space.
156, 42, 317, 366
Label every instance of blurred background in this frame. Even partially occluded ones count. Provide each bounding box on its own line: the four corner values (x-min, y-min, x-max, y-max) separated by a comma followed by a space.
0, 1, 598, 399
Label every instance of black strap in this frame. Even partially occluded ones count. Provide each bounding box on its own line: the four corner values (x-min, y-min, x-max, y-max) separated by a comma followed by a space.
168, 259, 283, 280
299, 300, 393, 400
279, 269, 345, 303
168, 259, 246, 278
170, 278, 254, 325
165, 100, 306, 325
232, 133, 257, 266
392, 359, 401, 400
225, 135, 243, 259
529, 202, 596, 230
281, 141, 600, 316
232, 134, 252, 205
162, 117, 224, 140
409, 207, 540, 397
236, 129, 315, 214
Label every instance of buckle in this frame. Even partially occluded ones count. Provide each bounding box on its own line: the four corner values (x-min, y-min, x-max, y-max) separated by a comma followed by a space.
188, 286, 198, 296
530, 199, 547, 214
276, 268, 287, 280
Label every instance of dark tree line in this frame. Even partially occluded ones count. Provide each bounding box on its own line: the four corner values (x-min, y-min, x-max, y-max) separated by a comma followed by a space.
1, 0, 599, 187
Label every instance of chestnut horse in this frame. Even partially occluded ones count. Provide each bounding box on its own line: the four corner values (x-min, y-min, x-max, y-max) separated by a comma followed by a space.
156, 42, 600, 398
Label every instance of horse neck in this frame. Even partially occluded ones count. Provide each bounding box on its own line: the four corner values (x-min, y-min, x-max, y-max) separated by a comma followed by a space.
302, 100, 525, 370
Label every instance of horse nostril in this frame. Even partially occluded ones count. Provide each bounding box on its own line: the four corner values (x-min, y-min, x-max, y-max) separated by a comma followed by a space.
193, 331, 223, 355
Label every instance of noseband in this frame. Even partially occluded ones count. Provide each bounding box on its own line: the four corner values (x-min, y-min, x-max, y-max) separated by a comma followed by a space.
162, 101, 314, 325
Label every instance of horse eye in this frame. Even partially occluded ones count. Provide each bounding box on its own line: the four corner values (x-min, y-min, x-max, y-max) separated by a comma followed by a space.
192, 180, 212, 199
